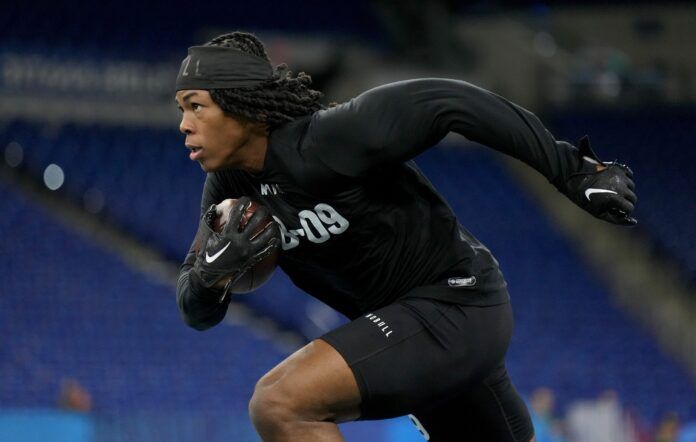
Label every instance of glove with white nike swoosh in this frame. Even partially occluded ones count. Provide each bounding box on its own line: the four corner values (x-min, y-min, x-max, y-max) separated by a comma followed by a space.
563, 136, 638, 226
191, 197, 280, 299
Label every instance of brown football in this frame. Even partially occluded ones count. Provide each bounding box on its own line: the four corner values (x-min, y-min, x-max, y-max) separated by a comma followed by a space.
213, 198, 279, 294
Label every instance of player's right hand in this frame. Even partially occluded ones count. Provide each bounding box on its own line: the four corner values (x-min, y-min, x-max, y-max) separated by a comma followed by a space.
192, 196, 280, 294
564, 136, 638, 226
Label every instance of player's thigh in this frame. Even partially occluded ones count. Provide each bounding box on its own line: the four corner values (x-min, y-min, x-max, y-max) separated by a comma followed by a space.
252, 339, 362, 423
411, 365, 534, 442
321, 298, 514, 420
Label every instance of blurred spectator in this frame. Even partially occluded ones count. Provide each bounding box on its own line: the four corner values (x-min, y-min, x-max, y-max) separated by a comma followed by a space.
654, 413, 680, 442
566, 390, 637, 442
566, 44, 668, 106
529, 387, 566, 442
372, 0, 477, 69
57, 378, 92, 413
571, 46, 631, 104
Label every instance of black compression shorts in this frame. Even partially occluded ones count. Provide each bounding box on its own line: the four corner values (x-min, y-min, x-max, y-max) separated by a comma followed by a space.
321, 296, 534, 441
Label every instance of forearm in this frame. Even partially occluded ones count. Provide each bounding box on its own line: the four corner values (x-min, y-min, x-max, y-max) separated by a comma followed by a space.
176, 259, 229, 331
175, 172, 236, 330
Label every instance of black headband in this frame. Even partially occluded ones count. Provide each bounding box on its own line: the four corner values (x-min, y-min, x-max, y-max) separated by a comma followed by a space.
175, 46, 274, 91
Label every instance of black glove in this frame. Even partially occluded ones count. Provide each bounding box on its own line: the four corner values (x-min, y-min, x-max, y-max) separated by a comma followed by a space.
564, 136, 637, 226
192, 196, 280, 302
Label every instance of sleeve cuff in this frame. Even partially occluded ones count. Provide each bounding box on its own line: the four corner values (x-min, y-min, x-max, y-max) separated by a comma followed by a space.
188, 270, 225, 302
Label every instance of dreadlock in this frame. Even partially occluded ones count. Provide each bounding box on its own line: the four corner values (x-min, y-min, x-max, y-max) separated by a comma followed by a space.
205, 32, 325, 129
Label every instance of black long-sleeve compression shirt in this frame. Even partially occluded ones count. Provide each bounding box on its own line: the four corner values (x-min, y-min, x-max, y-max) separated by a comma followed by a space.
177, 79, 582, 330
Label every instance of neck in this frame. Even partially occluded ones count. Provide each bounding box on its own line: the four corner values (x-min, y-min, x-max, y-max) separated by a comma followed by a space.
237, 132, 269, 174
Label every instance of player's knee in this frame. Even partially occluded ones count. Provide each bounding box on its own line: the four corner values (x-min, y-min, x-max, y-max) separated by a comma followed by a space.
249, 376, 300, 432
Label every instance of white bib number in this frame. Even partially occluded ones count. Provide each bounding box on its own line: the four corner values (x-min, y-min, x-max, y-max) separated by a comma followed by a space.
274, 204, 349, 251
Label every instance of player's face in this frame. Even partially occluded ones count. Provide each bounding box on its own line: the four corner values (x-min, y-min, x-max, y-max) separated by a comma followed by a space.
175, 89, 259, 172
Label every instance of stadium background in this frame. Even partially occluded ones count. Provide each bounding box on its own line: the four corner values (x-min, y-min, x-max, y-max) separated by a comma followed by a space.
1, 1, 695, 441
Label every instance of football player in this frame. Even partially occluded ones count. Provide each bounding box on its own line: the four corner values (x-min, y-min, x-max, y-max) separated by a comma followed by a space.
175, 32, 636, 442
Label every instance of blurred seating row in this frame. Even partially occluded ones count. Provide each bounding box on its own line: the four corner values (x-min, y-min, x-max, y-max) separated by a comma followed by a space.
0, 178, 285, 414
0, 0, 378, 58
1, 120, 203, 260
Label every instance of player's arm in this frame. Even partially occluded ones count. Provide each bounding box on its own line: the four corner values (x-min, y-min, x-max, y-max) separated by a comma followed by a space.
177, 173, 231, 330
309, 78, 636, 225
176, 173, 278, 331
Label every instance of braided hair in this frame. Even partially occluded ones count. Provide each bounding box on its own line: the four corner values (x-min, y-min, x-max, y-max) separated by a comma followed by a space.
205, 32, 325, 129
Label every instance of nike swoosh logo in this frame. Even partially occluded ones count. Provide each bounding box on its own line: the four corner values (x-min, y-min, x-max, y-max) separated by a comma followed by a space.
585, 188, 618, 200
205, 242, 231, 263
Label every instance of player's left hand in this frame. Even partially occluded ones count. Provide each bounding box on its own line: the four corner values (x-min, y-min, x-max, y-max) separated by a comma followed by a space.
564, 136, 637, 226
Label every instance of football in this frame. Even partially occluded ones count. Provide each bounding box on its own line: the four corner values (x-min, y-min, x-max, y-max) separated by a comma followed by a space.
213, 198, 279, 294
